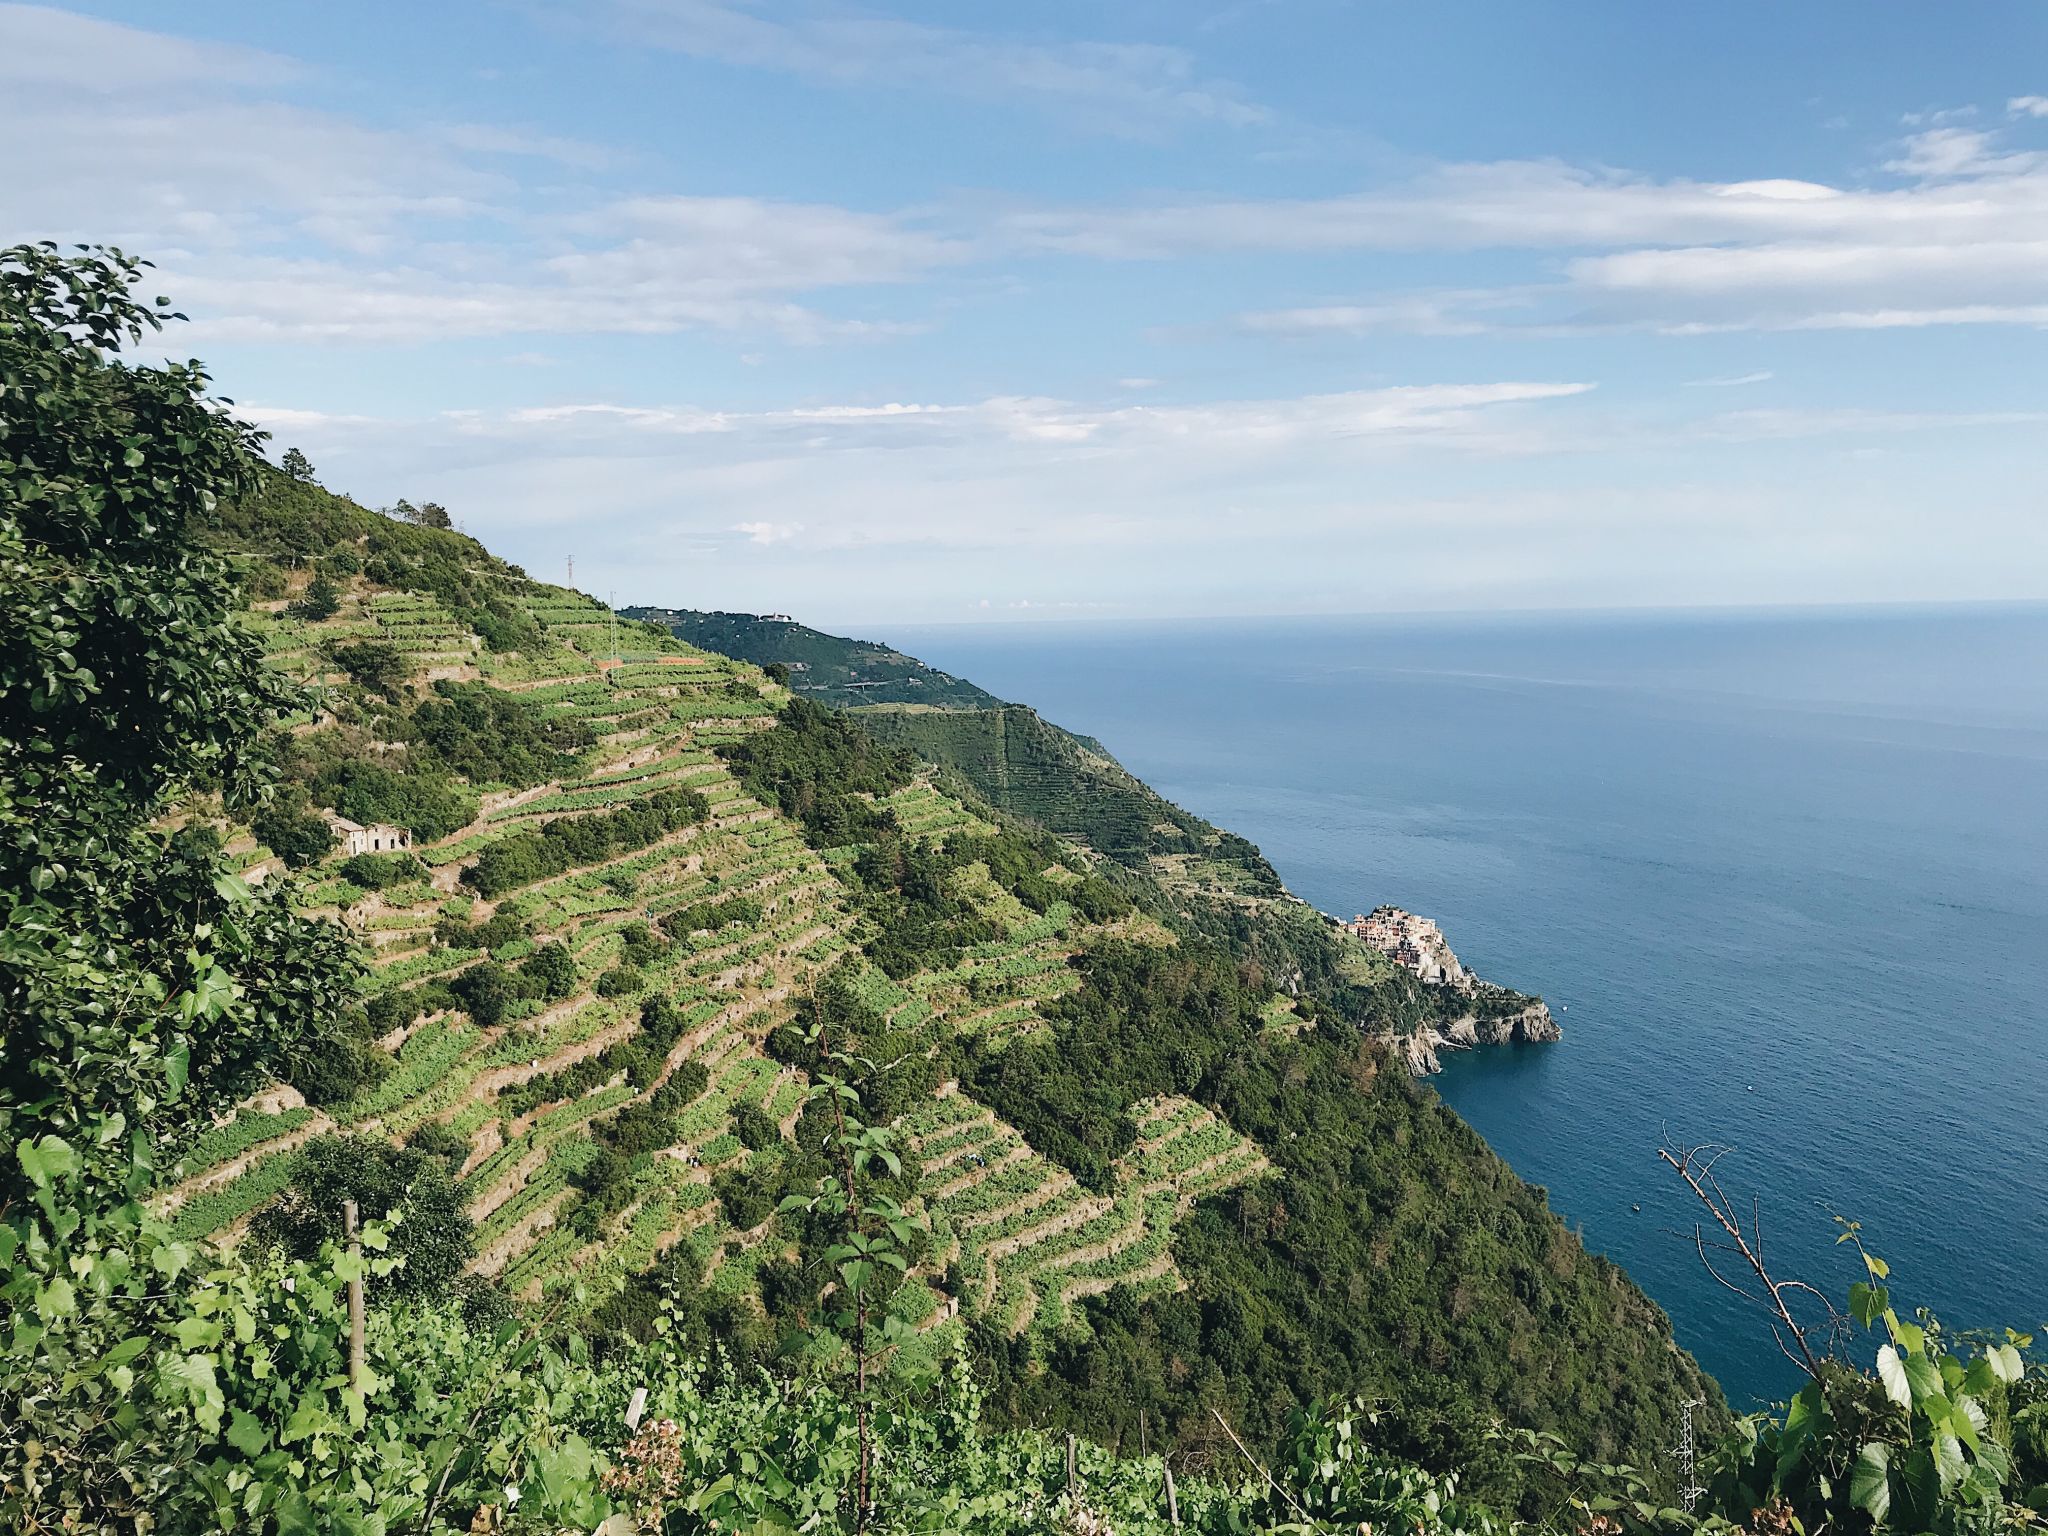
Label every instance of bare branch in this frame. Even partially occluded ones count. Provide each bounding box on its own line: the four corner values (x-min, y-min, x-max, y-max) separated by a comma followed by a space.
1660, 1142, 1837, 1383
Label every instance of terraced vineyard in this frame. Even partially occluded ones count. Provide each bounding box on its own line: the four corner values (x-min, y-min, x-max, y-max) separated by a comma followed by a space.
905, 1089, 1270, 1338
163, 563, 1271, 1353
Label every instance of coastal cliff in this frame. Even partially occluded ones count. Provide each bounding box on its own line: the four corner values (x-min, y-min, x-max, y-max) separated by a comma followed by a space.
1337, 906, 1561, 1072
1401, 1000, 1562, 1073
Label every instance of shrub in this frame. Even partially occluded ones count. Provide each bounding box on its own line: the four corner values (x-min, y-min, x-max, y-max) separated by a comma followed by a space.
252, 800, 335, 870
452, 961, 520, 1026
289, 574, 341, 621
594, 964, 644, 999
462, 788, 709, 899
523, 941, 578, 1000
408, 681, 592, 789
732, 1103, 780, 1152
405, 1118, 470, 1176
326, 638, 411, 700
316, 760, 477, 842
713, 1166, 775, 1232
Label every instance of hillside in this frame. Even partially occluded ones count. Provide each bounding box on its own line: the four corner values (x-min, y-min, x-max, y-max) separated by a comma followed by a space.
146, 473, 1723, 1482
625, 606, 1008, 710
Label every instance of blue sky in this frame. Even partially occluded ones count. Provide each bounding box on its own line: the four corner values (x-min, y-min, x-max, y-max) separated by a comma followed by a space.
7, 1, 2047, 625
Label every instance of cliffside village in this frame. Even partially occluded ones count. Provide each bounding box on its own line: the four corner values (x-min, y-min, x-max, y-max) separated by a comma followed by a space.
1340, 906, 1474, 992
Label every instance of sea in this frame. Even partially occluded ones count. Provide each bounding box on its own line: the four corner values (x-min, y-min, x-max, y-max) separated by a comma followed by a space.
890, 605, 2048, 1408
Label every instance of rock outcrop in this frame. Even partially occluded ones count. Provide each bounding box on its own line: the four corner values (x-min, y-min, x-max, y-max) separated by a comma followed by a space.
1401, 1000, 1561, 1074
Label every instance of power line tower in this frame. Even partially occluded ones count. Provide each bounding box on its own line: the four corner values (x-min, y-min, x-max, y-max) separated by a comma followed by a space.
566, 555, 574, 588
1674, 1397, 1705, 1514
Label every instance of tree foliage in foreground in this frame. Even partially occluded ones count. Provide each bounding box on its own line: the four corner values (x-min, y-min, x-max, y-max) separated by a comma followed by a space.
0, 242, 359, 1202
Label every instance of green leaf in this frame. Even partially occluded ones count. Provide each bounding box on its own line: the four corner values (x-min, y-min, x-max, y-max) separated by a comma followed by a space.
1850, 1442, 1891, 1521
172, 1315, 222, 1349
1989, 1343, 2024, 1384
1905, 1351, 1946, 1408
1878, 1345, 1912, 1408
37, 1275, 76, 1322
159, 1352, 225, 1432
226, 1407, 269, 1457
165, 1041, 190, 1096
17, 1134, 78, 1188
1849, 1280, 1889, 1328
1931, 1430, 1966, 1491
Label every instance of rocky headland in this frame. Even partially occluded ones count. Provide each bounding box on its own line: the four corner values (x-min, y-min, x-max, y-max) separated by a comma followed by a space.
1336, 905, 1562, 1073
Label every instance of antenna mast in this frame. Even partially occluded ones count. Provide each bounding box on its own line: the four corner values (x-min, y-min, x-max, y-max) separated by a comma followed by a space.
1674, 1397, 1704, 1514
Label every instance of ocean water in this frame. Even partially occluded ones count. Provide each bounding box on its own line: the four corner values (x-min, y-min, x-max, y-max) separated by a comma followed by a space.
890, 606, 2048, 1407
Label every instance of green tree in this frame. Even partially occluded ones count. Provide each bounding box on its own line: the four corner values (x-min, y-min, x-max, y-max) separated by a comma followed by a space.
251, 791, 336, 870
0, 243, 359, 1200
289, 571, 340, 619
278, 445, 315, 481
523, 939, 578, 999
251, 1134, 474, 1300
325, 636, 410, 699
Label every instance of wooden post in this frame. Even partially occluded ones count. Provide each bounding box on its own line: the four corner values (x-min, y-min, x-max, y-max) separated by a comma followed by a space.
343, 1198, 364, 1392
1163, 1463, 1181, 1528
1066, 1432, 1077, 1498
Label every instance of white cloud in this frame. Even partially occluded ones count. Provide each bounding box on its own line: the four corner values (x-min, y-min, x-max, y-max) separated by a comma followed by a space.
1, 8, 955, 345
603, 0, 1265, 136
0, 3, 290, 91
733, 520, 805, 545
1684, 371, 1774, 388
2009, 96, 2048, 119
460, 380, 1596, 462
1692, 406, 2048, 441
1883, 126, 2038, 179
1169, 133, 2048, 336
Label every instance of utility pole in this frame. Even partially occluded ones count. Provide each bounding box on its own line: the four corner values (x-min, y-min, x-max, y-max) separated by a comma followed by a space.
566, 555, 574, 588
343, 1198, 365, 1392
608, 589, 618, 667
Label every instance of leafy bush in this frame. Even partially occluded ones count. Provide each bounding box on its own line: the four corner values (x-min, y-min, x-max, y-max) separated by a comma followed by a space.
452, 961, 522, 1026
405, 1118, 471, 1177
594, 964, 644, 998
326, 637, 411, 700
733, 1102, 780, 1152
315, 758, 478, 842
288, 572, 342, 620
523, 940, 579, 1000
251, 797, 335, 870
409, 680, 593, 788
663, 894, 763, 938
